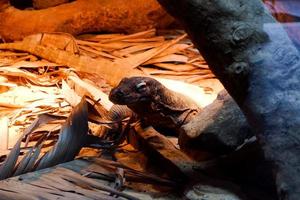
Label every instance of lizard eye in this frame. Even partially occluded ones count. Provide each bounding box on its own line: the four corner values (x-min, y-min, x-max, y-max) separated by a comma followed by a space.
135, 81, 147, 92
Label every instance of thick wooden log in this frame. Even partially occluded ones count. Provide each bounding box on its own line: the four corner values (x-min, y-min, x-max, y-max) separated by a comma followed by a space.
32, 0, 70, 9
0, 0, 174, 41
10, 0, 70, 10
133, 123, 197, 179
179, 90, 277, 198
157, 0, 300, 199
179, 90, 253, 158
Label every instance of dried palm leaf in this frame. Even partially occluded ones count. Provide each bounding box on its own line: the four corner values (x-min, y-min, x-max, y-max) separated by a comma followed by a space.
0, 67, 67, 86
12, 55, 38, 63
122, 36, 165, 43
35, 97, 88, 170
113, 34, 187, 70
153, 63, 198, 72
84, 157, 176, 187
0, 117, 9, 153
156, 43, 191, 57
117, 42, 163, 56
0, 114, 56, 180
57, 167, 140, 200
78, 33, 124, 41
13, 137, 44, 176
68, 75, 113, 110
61, 80, 81, 107
144, 54, 188, 65
0, 52, 29, 57
11, 60, 61, 69
100, 29, 156, 43
79, 46, 119, 60
23, 32, 79, 54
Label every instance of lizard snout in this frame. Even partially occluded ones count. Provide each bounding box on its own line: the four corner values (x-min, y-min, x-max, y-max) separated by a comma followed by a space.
109, 88, 126, 103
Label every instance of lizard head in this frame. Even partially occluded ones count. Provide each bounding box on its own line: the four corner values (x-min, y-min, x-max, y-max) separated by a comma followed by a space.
109, 76, 159, 105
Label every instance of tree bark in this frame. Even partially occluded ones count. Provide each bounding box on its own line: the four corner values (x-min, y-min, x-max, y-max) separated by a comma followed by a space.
157, 0, 300, 199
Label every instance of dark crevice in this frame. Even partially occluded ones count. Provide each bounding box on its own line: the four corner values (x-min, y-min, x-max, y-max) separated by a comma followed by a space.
9, 0, 33, 10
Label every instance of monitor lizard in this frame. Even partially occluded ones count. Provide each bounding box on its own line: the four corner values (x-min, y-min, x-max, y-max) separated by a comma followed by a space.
109, 76, 201, 135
